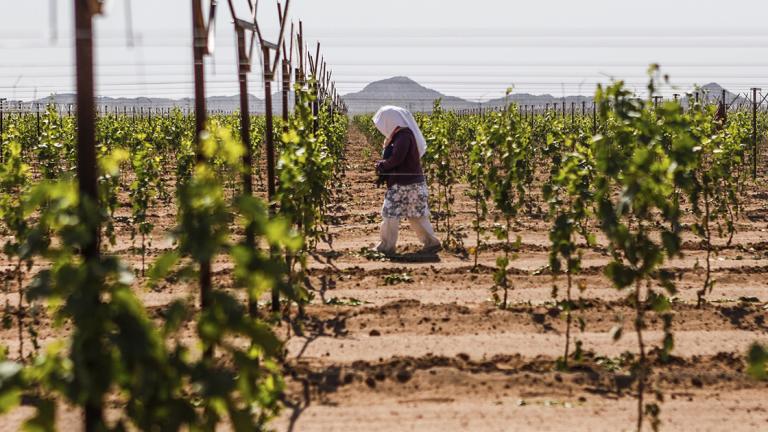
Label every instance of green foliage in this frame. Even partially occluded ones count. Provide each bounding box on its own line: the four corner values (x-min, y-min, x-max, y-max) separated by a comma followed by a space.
686, 104, 751, 305
382, 272, 413, 285
478, 104, 533, 308
747, 343, 768, 380
465, 118, 489, 268
273, 81, 348, 312
545, 134, 595, 369
128, 134, 161, 274
347, 68, 763, 432
1, 68, 763, 432
0, 139, 39, 359
421, 101, 463, 249
590, 69, 699, 431
0, 121, 308, 431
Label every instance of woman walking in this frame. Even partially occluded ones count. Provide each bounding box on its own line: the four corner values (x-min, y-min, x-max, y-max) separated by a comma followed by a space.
373, 106, 442, 255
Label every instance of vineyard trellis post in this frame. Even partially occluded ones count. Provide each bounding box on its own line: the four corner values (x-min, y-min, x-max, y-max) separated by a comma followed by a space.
530, 104, 534, 127
282, 53, 290, 129
225, 0, 259, 315
281, 21, 294, 131
253, 0, 291, 313
295, 22, 305, 112
751, 87, 761, 179
74, 0, 104, 429
308, 43, 321, 135
0, 100, 4, 163
191, 0, 217, 358
192, 0, 216, 163
721, 89, 729, 123
36, 103, 41, 147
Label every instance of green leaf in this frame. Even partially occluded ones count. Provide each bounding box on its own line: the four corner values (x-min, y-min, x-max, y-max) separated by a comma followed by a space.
0, 388, 21, 414
147, 251, 180, 285
604, 262, 635, 289
747, 343, 768, 380
22, 398, 55, 432
649, 293, 672, 313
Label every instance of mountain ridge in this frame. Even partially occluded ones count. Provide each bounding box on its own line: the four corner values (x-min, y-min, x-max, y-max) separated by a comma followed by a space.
5, 78, 746, 114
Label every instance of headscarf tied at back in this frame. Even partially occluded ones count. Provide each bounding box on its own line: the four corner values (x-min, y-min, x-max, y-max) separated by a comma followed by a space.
372, 105, 427, 158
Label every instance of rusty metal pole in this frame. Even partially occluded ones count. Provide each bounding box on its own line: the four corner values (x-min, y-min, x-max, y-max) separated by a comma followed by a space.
295, 20, 304, 106
191, 0, 213, 358
721, 89, 728, 123
263, 46, 276, 211
36, 104, 41, 147
235, 27, 258, 316
752, 88, 760, 179
312, 78, 319, 134
74, 0, 99, 315
192, 0, 207, 163
1, 101, 4, 163
592, 102, 597, 134
261, 45, 281, 313
74, 0, 103, 429
295, 66, 303, 110
282, 59, 290, 130
530, 105, 534, 127
236, 29, 255, 232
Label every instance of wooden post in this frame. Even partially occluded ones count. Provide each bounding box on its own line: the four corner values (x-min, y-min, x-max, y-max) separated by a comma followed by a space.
74, 0, 103, 429
752, 88, 761, 179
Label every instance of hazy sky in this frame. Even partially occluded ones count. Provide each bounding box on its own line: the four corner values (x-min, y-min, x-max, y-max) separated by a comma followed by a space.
2, 0, 767, 101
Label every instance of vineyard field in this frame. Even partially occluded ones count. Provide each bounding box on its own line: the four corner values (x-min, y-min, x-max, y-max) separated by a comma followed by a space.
3, 102, 766, 430
5, 0, 768, 431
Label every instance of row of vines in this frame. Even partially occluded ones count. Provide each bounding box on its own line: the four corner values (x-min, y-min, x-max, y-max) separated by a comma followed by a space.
0, 78, 348, 430
354, 68, 768, 431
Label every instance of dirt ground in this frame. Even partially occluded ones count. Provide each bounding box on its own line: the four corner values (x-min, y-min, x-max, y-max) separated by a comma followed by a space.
1, 125, 767, 431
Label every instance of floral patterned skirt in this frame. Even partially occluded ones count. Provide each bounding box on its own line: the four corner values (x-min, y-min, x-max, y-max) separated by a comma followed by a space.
382, 182, 430, 219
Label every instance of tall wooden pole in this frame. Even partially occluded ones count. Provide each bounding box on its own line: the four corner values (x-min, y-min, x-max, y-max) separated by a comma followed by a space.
262, 45, 281, 313
192, 0, 213, 358
74, 0, 103, 429
192, 0, 208, 163
752, 88, 761, 179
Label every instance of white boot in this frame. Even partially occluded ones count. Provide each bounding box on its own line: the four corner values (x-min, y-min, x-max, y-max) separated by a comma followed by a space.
409, 216, 442, 253
376, 217, 400, 255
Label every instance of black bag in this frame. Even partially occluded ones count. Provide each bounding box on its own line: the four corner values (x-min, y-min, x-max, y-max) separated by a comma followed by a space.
376, 143, 394, 187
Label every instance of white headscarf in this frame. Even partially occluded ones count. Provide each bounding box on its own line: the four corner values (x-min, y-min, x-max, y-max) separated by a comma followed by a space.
373, 105, 427, 158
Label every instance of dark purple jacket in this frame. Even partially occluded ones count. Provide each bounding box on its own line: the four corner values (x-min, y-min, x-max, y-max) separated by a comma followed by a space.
376, 128, 425, 188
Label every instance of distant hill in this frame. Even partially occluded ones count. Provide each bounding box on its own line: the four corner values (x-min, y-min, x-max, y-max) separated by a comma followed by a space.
341, 76, 477, 113
30, 93, 270, 113
482, 93, 592, 110
3, 77, 748, 115
690, 83, 747, 107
